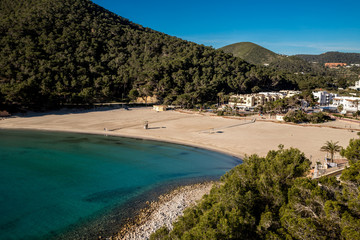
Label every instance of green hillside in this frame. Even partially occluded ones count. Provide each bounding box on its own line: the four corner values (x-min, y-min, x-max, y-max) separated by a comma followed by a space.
0, 0, 300, 111
296, 52, 360, 64
219, 42, 282, 65
219, 42, 319, 74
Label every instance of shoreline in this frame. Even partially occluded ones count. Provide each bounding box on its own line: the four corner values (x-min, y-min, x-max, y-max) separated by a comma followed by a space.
0, 126, 245, 161
0, 126, 237, 240
1, 107, 358, 238
53, 177, 219, 240
116, 182, 215, 240
0, 107, 357, 164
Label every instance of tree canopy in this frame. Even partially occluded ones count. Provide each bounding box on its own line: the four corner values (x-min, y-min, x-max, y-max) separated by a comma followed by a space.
151, 146, 360, 240
0, 0, 301, 111
1, 0, 346, 112
341, 138, 360, 164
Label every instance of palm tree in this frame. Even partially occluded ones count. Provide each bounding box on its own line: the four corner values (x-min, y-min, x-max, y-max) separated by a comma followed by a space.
320, 140, 342, 163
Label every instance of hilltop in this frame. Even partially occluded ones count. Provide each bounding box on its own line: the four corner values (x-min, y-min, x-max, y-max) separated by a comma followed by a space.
219, 42, 281, 65
296, 52, 360, 64
219, 42, 318, 73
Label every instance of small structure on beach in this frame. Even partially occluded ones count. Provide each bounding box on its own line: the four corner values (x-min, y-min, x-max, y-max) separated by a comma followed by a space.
153, 105, 167, 111
276, 115, 285, 121
144, 121, 149, 129
0, 110, 10, 118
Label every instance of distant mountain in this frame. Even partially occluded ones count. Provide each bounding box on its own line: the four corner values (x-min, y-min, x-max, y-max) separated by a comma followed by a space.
220, 42, 318, 73
296, 52, 360, 64
219, 42, 282, 65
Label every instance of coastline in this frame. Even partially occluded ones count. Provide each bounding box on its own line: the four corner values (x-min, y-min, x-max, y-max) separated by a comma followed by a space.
1, 128, 234, 240
0, 126, 243, 161
0, 107, 358, 238
0, 107, 357, 164
116, 182, 215, 240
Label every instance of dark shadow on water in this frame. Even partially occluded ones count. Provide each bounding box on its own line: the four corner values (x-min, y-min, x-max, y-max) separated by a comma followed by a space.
157, 172, 199, 179
51, 176, 221, 240
83, 186, 143, 204
178, 151, 190, 156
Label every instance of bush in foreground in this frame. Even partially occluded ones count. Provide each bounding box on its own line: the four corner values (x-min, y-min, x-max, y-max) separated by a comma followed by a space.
151, 145, 360, 239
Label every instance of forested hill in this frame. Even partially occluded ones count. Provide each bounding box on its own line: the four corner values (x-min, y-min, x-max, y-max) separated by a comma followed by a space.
0, 0, 298, 110
220, 42, 321, 73
296, 52, 360, 64
219, 42, 282, 65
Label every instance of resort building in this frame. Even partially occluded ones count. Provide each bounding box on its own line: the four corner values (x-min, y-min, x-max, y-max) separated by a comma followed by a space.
279, 90, 302, 98
229, 92, 284, 109
312, 91, 338, 106
348, 80, 360, 91
330, 96, 360, 113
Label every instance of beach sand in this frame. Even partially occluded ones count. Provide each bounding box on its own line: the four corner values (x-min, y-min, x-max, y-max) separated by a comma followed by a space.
0, 107, 357, 164
1, 107, 358, 238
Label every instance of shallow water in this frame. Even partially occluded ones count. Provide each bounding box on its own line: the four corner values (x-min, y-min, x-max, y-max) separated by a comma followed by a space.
0, 129, 241, 239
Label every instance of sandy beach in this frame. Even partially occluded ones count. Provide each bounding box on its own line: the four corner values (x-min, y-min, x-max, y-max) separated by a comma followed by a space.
1, 107, 358, 238
0, 107, 357, 164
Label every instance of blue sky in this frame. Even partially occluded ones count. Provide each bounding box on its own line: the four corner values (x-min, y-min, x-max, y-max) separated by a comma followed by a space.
91, 0, 360, 55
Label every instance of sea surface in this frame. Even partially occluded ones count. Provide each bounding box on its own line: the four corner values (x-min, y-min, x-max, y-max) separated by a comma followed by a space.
0, 129, 241, 239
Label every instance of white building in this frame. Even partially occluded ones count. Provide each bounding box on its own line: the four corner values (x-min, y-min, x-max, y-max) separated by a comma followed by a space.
279, 90, 302, 98
331, 96, 360, 113
229, 92, 284, 109
349, 80, 360, 91
312, 91, 338, 106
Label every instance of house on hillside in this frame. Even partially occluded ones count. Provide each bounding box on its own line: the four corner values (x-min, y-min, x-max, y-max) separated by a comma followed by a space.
348, 80, 360, 91
324, 63, 347, 68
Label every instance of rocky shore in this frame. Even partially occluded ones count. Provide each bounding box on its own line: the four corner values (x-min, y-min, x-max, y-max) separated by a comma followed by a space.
116, 182, 214, 240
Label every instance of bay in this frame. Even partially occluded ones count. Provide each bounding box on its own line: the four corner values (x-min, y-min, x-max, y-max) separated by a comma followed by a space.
0, 129, 241, 239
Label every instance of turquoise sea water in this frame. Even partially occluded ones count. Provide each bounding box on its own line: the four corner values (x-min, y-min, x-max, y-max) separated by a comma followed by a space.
0, 129, 241, 239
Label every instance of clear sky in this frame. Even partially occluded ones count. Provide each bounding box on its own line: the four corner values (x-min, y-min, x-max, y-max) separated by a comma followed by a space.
91, 0, 360, 55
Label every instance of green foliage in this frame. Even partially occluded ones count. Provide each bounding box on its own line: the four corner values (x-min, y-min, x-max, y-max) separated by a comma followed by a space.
308, 111, 332, 123
220, 42, 282, 65
150, 226, 170, 240
263, 91, 317, 114
284, 110, 331, 124
320, 140, 342, 163
152, 147, 311, 239
0, 0, 301, 111
283, 110, 308, 123
152, 145, 360, 239
296, 52, 360, 65
341, 161, 360, 185
341, 139, 360, 164
219, 42, 349, 85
